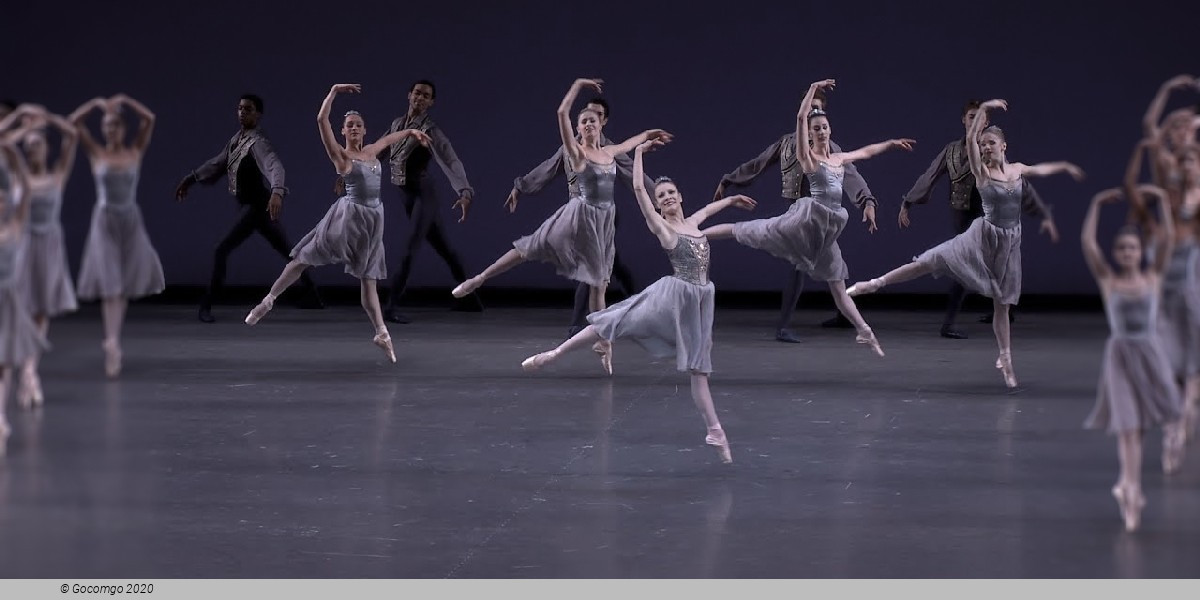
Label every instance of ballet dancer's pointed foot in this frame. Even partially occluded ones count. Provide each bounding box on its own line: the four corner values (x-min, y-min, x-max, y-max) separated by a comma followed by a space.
1112, 483, 1146, 533
705, 428, 733, 464
451, 276, 482, 299
855, 328, 885, 357
846, 278, 884, 297
245, 296, 275, 325
373, 330, 397, 364
997, 352, 1018, 388
1163, 424, 1186, 474
593, 340, 613, 375
102, 339, 122, 379
521, 350, 558, 372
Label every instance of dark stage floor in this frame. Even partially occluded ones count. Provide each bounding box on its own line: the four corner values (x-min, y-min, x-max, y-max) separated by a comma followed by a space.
1, 304, 1198, 578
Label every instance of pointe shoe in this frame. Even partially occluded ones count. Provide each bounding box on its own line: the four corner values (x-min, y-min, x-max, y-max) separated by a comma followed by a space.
846, 278, 884, 297
451, 277, 482, 299
1112, 483, 1146, 533
997, 352, 1018, 388
705, 428, 733, 464
520, 351, 557, 372
593, 340, 613, 375
855, 328, 885, 357
373, 331, 397, 363
244, 296, 275, 325
102, 339, 122, 379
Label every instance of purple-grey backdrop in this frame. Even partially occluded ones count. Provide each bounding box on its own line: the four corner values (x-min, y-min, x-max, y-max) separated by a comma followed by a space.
2, 0, 1196, 294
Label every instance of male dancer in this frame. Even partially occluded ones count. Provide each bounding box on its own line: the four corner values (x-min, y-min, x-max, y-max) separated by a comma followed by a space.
899, 99, 1057, 337
175, 93, 323, 323
381, 80, 479, 324
713, 90, 877, 342
507, 97, 649, 336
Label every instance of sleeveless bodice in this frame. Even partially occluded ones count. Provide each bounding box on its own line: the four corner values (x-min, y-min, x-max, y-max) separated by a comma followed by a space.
979, 178, 1023, 229
95, 163, 140, 210
804, 162, 844, 209
26, 179, 64, 233
1104, 289, 1157, 338
342, 159, 383, 208
575, 159, 617, 206
1162, 242, 1197, 292
668, 234, 710, 285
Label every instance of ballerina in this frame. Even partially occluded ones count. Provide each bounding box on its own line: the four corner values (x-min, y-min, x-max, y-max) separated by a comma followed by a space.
70, 94, 167, 378
1081, 184, 1186, 532
521, 139, 755, 463
0, 105, 78, 407
451, 78, 671, 367
703, 79, 913, 357
848, 99, 1084, 387
0, 124, 47, 450
244, 84, 431, 364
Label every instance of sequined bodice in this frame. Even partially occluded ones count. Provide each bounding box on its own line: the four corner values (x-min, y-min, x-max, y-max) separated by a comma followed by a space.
95, 163, 139, 210
0, 234, 19, 287
575, 159, 617, 205
980, 178, 1023, 229
668, 234, 710, 285
1104, 289, 1157, 338
804, 162, 844, 209
342, 159, 383, 208
26, 179, 63, 232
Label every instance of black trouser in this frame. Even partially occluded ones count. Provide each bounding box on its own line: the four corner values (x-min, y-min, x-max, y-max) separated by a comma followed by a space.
385, 179, 469, 309
202, 203, 317, 307
569, 209, 638, 329
942, 205, 981, 328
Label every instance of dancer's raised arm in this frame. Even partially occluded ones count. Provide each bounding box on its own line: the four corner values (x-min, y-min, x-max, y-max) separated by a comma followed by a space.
1081, 188, 1121, 282
631, 141, 674, 246
363, 127, 431, 157
966, 99, 1003, 181
42, 112, 78, 178
69, 97, 108, 158
0, 127, 33, 225
1142, 75, 1195, 140
796, 79, 835, 174
1139, 185, 1176, 277
558, 78, 602, 172
110, 94, 156, 154
318, 84, 359, 173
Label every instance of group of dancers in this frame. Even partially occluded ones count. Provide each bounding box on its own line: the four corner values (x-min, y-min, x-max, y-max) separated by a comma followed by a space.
1, 74, 1199, 533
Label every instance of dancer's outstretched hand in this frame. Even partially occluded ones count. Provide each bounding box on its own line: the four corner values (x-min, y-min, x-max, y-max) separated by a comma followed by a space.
1039, 218, 1060, 243
711, 183, 725, 204
890, 138, 917, 151
862, 203, 878, 233
897, 204, 911, 228
1093, 188, 1124, 204
405, 129, 432, 147
505, 189, 520, 213
644, 129, 673, 143
1064, 163, 1086, 181
574, 78, 604, 93
637, 138, 666, 152
453, 195, 471, 223
810, 79, 836, 91
331, 83, 362, 94
728, 194, 757, 211
981, 99, 1008, 111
